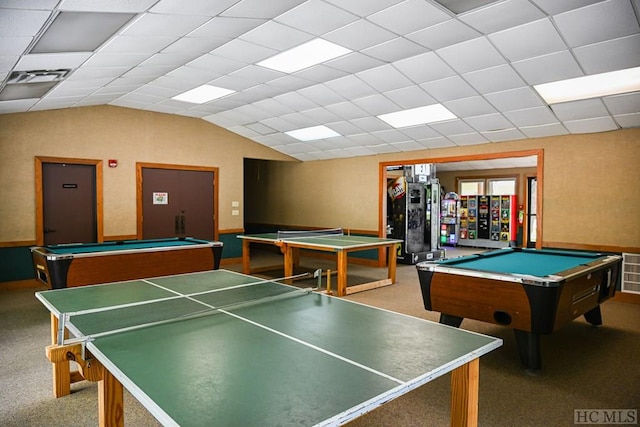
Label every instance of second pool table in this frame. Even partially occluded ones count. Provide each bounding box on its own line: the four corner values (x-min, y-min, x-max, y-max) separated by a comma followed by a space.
31, 237, 223, 289
416, 247, 622, 373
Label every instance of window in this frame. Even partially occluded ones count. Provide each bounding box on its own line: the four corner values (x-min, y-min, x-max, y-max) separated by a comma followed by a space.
488, 178, 516, 195
459, 180, 484, 195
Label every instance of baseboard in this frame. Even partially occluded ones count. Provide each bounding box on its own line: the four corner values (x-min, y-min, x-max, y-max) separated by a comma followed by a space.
613, 292, 640, 305
0, 279, 45, 290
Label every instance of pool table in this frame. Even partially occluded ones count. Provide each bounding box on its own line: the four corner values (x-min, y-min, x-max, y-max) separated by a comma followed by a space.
416, 248, 622, 373
31, 237, 223, 289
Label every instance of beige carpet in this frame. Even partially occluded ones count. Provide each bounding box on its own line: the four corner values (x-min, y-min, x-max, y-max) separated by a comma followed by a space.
1, 251, 638, 426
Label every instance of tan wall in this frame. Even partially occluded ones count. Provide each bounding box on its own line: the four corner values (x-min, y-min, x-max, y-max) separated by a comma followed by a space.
248, 129, 640, 251
0, 105, 293, 242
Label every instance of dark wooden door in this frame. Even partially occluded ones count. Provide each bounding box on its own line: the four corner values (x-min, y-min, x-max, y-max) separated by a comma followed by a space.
141, 168, 214, 240
42, 162, 97, 245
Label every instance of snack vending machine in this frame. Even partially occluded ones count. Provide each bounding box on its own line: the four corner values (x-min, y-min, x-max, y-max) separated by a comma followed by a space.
440, 192, 460, 246
458, 195, 517, 248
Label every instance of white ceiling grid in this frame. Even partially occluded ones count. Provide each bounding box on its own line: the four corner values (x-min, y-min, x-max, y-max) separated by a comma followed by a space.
0, 0, 638, 165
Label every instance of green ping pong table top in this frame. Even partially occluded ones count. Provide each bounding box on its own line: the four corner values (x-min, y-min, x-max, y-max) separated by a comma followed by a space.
37, 269, 502, 426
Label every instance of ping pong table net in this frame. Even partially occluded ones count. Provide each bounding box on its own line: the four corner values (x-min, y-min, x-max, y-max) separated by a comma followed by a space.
276, 228, 343, 240
57, 274, 315, 347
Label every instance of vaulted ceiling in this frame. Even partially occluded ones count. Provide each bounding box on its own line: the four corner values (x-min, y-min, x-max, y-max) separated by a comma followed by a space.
1, 0, 639, 162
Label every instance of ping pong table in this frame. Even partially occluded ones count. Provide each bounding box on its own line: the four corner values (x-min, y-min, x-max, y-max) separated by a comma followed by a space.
238, 229, 403, 296
37, 269, 501, 427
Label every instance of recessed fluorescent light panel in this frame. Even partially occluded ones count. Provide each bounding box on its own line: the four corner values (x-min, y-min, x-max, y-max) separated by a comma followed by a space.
258, 39, 352, 73
172, 85, 235, 104
534, 66, 640, 104
286, 125, 340, 141
31, 11, 136, 53
378, 105, 457, 128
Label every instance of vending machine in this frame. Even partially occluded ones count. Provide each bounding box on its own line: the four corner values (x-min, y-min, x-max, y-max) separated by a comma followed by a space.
387, 165, 444, 264
458, 194, 517, 248
440, 192, 460, 246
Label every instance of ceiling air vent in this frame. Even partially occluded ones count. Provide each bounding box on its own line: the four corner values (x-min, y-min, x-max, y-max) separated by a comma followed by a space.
7, 69, 71, 84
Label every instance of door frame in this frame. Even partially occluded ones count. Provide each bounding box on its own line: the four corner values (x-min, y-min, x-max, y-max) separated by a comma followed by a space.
379, 149, 544, 250
34, 156, 104, 246
136, 162, 219, 241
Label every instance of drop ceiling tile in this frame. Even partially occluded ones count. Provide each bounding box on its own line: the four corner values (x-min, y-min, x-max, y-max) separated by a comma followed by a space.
393, 52, 456, 84
365, 143, 401, 154
481, 128, 526, 142
551, 99, 609, 121
297, 84, 345, 105
448, 133, 489, 146
189, 17, 266, 39
273, 91, 319, 111
459, 0, 545, 34
0, 55, 19, 73
268, 74, 316, 91
391, 140, 427, 151
530, 0, 603, 15
407, 19, 480, 51
1, 0, 57, 9
519, 122, 568, 138
84, 52, 152, 67
228, 65, 285, 85
614, 112, 640, 128
489, 18, 567, 62
324, 19, 396, 51
0, 98, 38, 113
0, 9, 51, 37
356, 64, 413, 93
209, 74, 258, 91
100, 36, 176, 54
210, 39, 277, 64
162, 37, 229, 55
227, 126, 261, 138
383, 85, 436, 109
349, 116, 392, 133
325, 101, 370, 120
322, 0, 404, 17
141, 52, 199, 68
342, 146, 378, 157
122, 66, 174, 78
110, 98, 153, 109
553, 0, 639, 48
573, 34, 640, 74
511, 50, 583, 85
603, 92, 640, 115
221, 0, 307, 18
301, 107, 342, 124
253, 98, 296, 116
67, 66, 129, 80
149, 75, 197, 91
352, 93, 400, 115
275, 0, 359, 35
325, 52, 385, 74
504, 106, 557, 127
239, 21, 315, 51
444, 95, 496, 118
279, 111, 319, 128
563, 116, 618, 133
0, 36, 33, 56
485, 87, 545, 111
245, 122, 276, 134
15, 52, 93, 70
437, 37, 505, 74
464, 113, 514, 132
116, 91, 164, 104
122, 13, 210, 37
429, 119, 475, 136
293, 65, 349, 84
187, 54, 246, 75
150, 0, 240, 16
59, 0, 157, 12
420, 76, 477, 102
328, 120, 368, 135
417, 137, 456, 149
349, 132, 384, 145
463, 64, 526, 94
325, 75, 376, 100
360, 37, 425, 62
166, 66, 220, 85
368, 0, 450, 35
399, 125, 441, 140
231, 104, 274, 122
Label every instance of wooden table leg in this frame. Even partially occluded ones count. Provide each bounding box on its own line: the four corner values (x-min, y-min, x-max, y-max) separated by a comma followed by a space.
98, 366, 124, 427
450, 358, 479, 427
336, 251, 348, 296
50, 314, 71, 397
387, 244, 398, 283
283, 244, 294, 283
242, 240, 251, 274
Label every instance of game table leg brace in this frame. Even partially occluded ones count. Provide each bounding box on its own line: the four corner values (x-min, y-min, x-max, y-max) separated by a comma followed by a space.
46, 313, 483, 427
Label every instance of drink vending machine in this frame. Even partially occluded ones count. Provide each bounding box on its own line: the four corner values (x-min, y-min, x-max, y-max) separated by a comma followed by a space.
387, 164, 444, 264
